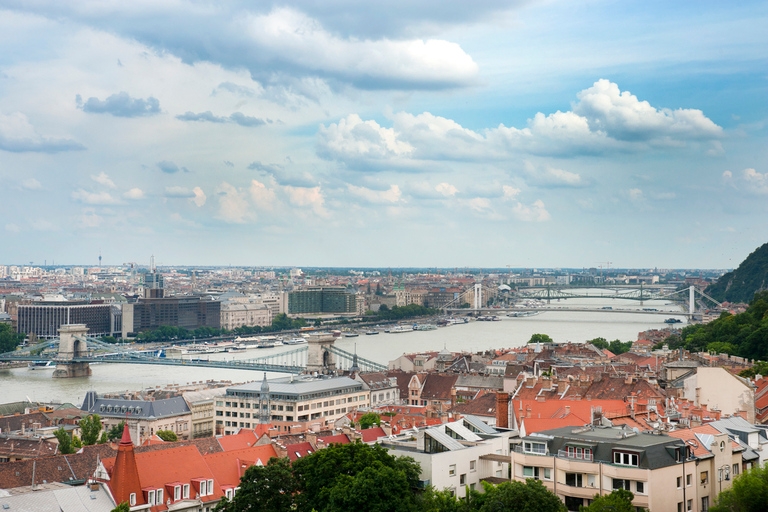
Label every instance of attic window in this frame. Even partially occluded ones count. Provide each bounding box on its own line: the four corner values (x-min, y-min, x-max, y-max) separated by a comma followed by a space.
107, 405, 113, 413
136, 407, 142, 414
100, 405, 105, 412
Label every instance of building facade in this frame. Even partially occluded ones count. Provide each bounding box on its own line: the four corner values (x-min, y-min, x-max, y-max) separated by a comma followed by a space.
287, 286, 357, 315
122, 295, 220, 338
17, 303, 114, 338
219, 302, 271, 330
216, 376, 369, 435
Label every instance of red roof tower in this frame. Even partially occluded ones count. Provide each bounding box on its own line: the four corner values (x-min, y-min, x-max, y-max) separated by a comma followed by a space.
109, 424, 143, 507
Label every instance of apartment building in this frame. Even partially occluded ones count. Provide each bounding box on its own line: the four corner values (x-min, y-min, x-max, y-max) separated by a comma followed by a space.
216, 375, 369, 435
512, 425, 697, 511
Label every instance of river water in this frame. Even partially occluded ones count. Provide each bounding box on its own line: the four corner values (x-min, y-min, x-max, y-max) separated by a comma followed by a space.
0, 293, 685, 406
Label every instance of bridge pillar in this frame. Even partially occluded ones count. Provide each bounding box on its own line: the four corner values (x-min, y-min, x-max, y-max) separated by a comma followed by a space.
306, 332, 336, 374
53, 324, 92, 378
689, 285, 695, 317
473, 283, 482, 310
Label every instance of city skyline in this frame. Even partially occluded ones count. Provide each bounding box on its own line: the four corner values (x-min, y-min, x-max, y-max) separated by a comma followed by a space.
1, 1, 766, 268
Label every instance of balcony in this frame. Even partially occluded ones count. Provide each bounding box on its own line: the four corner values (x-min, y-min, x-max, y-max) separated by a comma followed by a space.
556, 482, 598, 499
558, 449, 593, 462
513, 445, 549, 456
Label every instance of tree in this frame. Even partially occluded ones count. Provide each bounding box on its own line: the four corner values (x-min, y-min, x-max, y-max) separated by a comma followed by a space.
292, 441, 420, 512
587, 337, 609, 350
479, 479, 565, 512
107, 420, 126, 441
111, 502, 130, 512
580, 489, 638, 512
608, 339, 633, 355
54, 427, 76, 455
79, 414, 103, 446
156, 430, 178, 442
711, 462, 768, 512
358, 412, 381, 430
0, 323, 24, 353
528, 333, 554, 344
214, 457, 296, 512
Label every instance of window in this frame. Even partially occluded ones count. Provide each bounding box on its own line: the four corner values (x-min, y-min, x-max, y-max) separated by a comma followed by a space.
207, 479, 213, 494
636, 481, 644, 494
157, 489, 163, 504
566, 473, 583, 487
522, 466, 548, 480
470, 460, 476, 472
449, 464, 456, 476
733, 464, 739, 476
687, 474, 692, 486
226, 489, 233, 499
200, 480, 206, 496
174, 486, 181, 501
701, 471, 709, 484
524, 441, 547, 454
678, 503, 683, 512
460, 474, 466, 486
183, 484, 190, 499
677, 477, 682, 488
702, 496, 709, 512
688, 499, 692, 511
612, 479, 630, 491
613, 451, 639, 466
130, 493, 136, 506
148, 490, 155, 506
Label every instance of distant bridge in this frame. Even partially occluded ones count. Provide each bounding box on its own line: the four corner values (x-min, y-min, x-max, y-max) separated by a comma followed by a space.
0, 325, 386, 377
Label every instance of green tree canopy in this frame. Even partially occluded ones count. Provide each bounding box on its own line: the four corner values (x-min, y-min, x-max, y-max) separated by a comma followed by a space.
711, 462, 768, 512
580, 489, 638, 512
79, 414, 103, 446
111, 502, 130, 512
359, 412, 381, 430
528, 333, 554, 344
54, 427, 76, 455
156, 430, 178, 442
107, 420, 126, 441
479, 479, 566, 512
0, 323, 24, 353
292, 441, 421, 512
213, 457, 296, 512
587, 337, 609, 350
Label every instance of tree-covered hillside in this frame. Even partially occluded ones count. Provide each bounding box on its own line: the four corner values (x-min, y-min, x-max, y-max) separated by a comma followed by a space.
670, 291, 768, 361
706, 242, 768, 303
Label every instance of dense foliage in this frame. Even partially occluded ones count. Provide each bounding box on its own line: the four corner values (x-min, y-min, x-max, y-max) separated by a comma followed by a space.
135, 313, 308, 343
670, 291, 768, 361
528, 333, 554, 344
587, 337, 633, 355
707, 242, 768, 303
54, 427, 77, 455
580, 489, 639, 512
371, 304, 440, 321
214, 457, 296, 512
156, 430, 178, 442
711, 462, 768, 512
0, 323, 24, 353
358, 412, 381, 429
79, 414, 104, 445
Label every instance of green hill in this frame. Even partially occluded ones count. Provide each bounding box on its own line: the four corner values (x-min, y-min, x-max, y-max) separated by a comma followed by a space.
706, 242, 768, 303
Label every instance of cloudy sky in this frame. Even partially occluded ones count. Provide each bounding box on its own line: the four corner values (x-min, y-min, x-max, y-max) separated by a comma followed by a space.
1, 1, 766, 269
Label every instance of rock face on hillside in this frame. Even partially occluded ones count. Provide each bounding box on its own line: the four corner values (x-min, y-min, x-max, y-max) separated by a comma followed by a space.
706, 242, 768, 303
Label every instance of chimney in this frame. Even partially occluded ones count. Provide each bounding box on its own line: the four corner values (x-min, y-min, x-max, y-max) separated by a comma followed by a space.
564, 406, 570, 416
496, 392, 509, 429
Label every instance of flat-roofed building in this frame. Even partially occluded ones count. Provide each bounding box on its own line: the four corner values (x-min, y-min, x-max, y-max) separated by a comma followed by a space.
287, 286, 356, 315
17, 303, 114, 338
216, 376, 369, 435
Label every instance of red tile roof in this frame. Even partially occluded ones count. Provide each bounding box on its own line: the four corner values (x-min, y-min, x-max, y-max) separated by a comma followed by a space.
217, 426, 270, 451
360, 427, 386, 443
203, 444, 278, 487
317, 434, 351, 446
283, 441, 315, 461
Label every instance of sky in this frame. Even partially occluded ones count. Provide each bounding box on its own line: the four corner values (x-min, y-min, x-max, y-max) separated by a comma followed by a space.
0, 0, 766, 269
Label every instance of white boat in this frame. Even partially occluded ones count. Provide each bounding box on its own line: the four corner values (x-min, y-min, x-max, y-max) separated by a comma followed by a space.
28, 361, 55, 370
414, 324, 437, 331
284, 338, 307, 345
389, 325, 413, 334
343, 332, 360, 338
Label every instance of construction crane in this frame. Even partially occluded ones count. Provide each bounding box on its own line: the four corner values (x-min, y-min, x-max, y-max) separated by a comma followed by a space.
596, 261, 613, 284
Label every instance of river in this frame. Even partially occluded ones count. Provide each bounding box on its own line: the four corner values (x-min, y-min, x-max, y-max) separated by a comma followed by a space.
0, 293, 686, 406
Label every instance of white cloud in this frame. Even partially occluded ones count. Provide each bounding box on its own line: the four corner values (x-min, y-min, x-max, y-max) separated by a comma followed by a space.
722, 168, 768, 195
284, 186, 328, 217
21, 178, 42, 190
191, 186, 206, 207
71, 189, 118, 205
91, 171, 116, 188
0, 110, 85, 153
435, 182, 458, 197
628, 188, 644, 201
512, 199, 550, 222
502, 186, 521, 200
123, 187, 145, 200
249, 180, 278, 211
79, 209, 102, 228
247, 8, 478, 89
216, 182, 251, 223
5, 223, 20, 233
164, 186, 195, 198
573, 80, 723, 142
317, 80, 723, 170
523, 161, 586, 188
348, 184, 402, 204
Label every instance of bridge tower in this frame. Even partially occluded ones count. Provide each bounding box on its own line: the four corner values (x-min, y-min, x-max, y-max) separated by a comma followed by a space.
689, 285, 695, 317
306, 332, 336, 374
473, 283, 482, 310
52, 324, 92, 378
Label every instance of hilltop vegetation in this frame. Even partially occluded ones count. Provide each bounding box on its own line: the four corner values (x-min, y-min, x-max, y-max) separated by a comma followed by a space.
664, 291, 768, 361
707, 242, 768, 303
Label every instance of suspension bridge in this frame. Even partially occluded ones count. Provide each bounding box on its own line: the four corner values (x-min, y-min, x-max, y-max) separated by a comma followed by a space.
0, 325, 387, 378
444, 284, 722, 319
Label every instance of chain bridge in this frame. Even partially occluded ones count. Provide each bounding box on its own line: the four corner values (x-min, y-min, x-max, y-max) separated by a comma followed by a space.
0, 325, 387, 378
